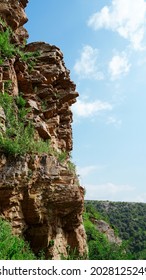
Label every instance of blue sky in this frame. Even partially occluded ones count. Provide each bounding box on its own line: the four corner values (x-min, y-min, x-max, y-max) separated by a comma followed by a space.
26, 0, 146, 202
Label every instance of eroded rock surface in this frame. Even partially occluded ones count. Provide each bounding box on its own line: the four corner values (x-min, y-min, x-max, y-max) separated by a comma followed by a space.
0, 0, 28, 44
0, 0, 87, 259
91, 218, 122, 245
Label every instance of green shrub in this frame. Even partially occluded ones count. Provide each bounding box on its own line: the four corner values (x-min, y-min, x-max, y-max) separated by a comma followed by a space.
0, 23, 40, 70
88, 201, 146, 259
0, 218, 36, 260
60, 245, 87, 260
84, 205, 132, 260
67, 161, 76, 174
0, 58, 3, 65
17, 49, 40, 71
57, 151, 68, 163
15, 94, 26, 108
0, 17, 8, 29
0, 92, 50, 156
0, 28, 15, 59
4, 80, 12, 91
40, 100, 48, 111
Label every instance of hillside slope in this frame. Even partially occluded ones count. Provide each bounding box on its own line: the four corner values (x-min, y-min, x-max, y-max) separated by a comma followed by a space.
85, 200, 146, 259
84, 202, 131, 259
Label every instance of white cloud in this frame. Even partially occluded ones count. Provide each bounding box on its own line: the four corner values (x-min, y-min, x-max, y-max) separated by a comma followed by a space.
72, 98, 112, 118
88, 0, 146, 50
77, 165, 104, 178
106, 116, 122, 127
108, 52, 131, 80
133, 193, 146, 203
74, 45, 104, 80
85, 182, 135, 201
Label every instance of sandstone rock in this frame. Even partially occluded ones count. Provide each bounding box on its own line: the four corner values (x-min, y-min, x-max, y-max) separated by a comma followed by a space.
35, 123, 51, 139
43, 104, 57, 119
27, 99, 39, 111
0, 0, 87, 259
20, 0, 29, 9
0, 106, 6, 120
0, 106, 6, 133
3, 60, 18, 96
0, 0, 28, 44
91, 218, 122, 245
0, 154, 87, 258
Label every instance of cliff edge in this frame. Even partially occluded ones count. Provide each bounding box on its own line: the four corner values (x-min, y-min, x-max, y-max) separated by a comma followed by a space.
0, 0, 87, 259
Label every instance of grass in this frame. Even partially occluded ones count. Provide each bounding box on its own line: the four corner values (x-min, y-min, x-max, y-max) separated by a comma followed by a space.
0, 218, 36, 260
57, 151, 68, 163
0, 28, 15, 61
0, 92, 50, 156
0, 22, 40, 69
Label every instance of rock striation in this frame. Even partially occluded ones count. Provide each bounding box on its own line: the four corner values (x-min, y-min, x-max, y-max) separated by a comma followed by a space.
91, 218, 122, 245
0, 0, 87, 259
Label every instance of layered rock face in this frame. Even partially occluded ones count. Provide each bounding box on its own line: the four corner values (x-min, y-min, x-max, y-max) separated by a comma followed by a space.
0, 0, 29, 44
0, 0, 87, 259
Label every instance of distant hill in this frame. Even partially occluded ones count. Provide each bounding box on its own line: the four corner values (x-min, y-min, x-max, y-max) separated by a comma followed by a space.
84, 200, 146, 259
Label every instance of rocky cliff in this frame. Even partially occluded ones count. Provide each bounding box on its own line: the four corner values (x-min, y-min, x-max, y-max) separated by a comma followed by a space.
0, 0, 87, 259
91, 218, 122, 245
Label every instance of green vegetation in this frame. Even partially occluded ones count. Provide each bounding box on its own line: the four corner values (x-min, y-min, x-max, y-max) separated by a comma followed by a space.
67, 160, 76, 174
4, 80, 12, 91
84, 203, 132, 260
16, 48, 40, 71
56, 151, 77, 175
0, 218, 36, 260
86, 201, 146, 259
48, 239, 54, 247
0, 22, 40, 69
1, 16, 138, 261
60, 245, 86, 260
57, 150, 68, 163
0, 28, 16, 61
0, 92, 50, 156
0, 17, 7, 28
0, 201, 139, 260
40, 100, 48, 111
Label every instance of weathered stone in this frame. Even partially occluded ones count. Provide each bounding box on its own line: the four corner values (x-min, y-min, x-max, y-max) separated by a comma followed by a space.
27, 99, 39, 111
43, 104, 57, 119
35, 122, 51, 140
0, 106, 6, 133
0, 0, 28, 44
91, 218, 122, 245
20, 0, 29, 9
0, 0, 87, 259
0, 154, 87, 258
0, 106, 6, 120
60, 91, 79, 104
2, 60, 18, 96
37, 86, 54, 99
